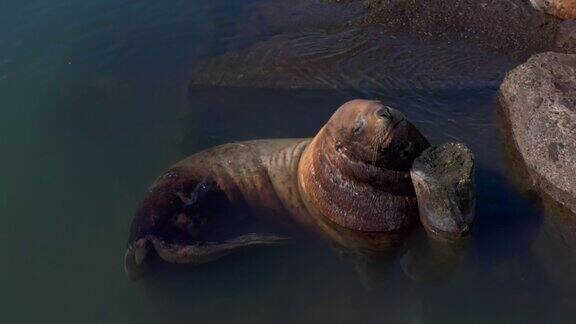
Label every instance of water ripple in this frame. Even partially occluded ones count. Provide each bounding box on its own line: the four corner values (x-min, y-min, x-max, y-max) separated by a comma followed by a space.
190, 27, 516, 100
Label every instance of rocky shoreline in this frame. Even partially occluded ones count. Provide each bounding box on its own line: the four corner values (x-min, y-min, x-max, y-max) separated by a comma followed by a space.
359, 0, 575, 59
189, 0, 576, 90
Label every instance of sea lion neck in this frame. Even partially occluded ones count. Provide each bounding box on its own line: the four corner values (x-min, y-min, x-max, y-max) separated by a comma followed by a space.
297, 126, 418, 233
295, 99, 432, 233
317, 126, 415, 196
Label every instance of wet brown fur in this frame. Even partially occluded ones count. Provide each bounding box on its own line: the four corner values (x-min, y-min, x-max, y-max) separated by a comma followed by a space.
298, 100, 429, 233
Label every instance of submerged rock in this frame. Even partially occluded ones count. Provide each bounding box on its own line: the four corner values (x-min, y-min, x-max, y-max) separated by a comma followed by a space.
361, 0, 575, 59
190, 27, 513, 90
190, 0, 576, 91
499, 52, 576, 214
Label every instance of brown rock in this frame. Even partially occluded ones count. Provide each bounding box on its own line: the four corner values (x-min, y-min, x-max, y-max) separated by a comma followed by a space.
410, 142, 475, 238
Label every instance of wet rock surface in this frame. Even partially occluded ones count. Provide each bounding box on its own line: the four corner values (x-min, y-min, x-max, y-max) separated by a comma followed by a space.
190, 0, 576, 91
499, 52, 576, 213
361, 0, 575, 59
189, 27, 512, 90
411, 142, 475, 238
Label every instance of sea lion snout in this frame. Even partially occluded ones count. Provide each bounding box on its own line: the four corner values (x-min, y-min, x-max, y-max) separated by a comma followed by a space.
329, 100, 427, 171
331, 100, 406, 143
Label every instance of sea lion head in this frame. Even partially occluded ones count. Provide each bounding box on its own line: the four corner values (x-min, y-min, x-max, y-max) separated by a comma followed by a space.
325, 99, 428, 171
298, 99, 430, 233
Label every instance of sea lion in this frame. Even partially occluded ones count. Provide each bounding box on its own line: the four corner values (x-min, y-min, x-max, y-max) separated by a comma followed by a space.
531, 0, 576, 19
124, 99, 430, 277
298, 100, 430, 232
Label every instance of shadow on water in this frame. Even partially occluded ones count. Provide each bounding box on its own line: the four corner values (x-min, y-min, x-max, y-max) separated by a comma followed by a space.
189, 27, 514, 94
185, 85, 501, 148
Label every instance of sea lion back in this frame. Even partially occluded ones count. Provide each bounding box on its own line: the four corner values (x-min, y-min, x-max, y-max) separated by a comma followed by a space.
170, 139, 310, 220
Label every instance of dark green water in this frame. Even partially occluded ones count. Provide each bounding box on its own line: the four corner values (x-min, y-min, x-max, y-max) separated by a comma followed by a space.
2, 0, 576, 323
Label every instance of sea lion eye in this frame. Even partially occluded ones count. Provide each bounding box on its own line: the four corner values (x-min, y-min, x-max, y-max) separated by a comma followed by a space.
375, 107, 392, 120
353, 118, 365, 134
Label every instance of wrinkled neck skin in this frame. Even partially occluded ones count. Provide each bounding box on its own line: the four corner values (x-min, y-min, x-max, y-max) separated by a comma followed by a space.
333, 138, 416, 197
298, 126, 420, 238
326, 124, 416, 195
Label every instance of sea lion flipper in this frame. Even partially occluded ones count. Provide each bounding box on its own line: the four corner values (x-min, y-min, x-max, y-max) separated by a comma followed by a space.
224, 232, 291, 246
176, 178, 219, 208
149, 233, 291, 265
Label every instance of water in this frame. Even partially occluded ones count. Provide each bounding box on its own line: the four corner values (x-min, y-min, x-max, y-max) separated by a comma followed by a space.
2, 0, 575, 323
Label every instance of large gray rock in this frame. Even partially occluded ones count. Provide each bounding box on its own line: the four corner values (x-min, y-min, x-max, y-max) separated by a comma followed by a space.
499, 52, 576, 213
